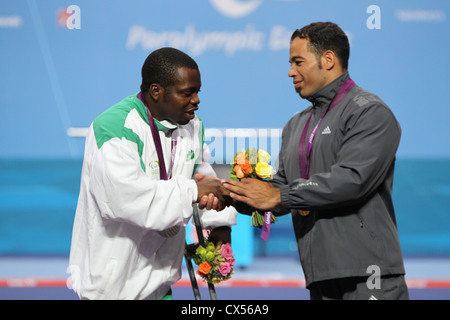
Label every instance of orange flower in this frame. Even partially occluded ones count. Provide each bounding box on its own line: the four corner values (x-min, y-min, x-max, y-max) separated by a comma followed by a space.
197, 261, 212, 277
233, 165, 245, 179
233, 152, 254, 179
234, 161, 253, 179
235, 152, 247, 164
240, 160, 253, 175
234, 157, 253, 178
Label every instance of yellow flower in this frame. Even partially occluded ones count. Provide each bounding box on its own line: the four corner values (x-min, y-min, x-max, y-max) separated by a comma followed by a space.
257, 149, 271, 164
255, 162, 274, 180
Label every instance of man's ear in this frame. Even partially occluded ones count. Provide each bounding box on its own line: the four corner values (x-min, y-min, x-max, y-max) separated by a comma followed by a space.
149, 83, 163, 102
321, 50, 338, 71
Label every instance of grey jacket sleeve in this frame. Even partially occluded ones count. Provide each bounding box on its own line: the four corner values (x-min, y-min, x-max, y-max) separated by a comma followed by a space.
279, 102, 401, 211
269, 124, 295, 216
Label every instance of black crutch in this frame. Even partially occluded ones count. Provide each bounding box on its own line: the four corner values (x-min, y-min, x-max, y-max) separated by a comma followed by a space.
184, 203, 217, 300
184, 241, 201, 300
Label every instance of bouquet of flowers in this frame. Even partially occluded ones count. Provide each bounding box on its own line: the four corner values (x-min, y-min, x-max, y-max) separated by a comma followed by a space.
190, 241, 235, 285
230, 148, 277, 228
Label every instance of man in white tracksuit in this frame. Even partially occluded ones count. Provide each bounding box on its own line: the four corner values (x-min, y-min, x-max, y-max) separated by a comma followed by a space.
69, 48, 236, 300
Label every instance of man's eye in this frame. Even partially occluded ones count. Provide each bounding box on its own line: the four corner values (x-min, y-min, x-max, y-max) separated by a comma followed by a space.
185, 90, 200, 97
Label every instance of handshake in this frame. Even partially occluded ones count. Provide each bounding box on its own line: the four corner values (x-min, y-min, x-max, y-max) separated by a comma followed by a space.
195, 174, 233, 211
195, 173, 282, 213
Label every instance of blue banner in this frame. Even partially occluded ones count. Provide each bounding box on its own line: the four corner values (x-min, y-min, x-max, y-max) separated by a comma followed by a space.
1, 0, 449, 159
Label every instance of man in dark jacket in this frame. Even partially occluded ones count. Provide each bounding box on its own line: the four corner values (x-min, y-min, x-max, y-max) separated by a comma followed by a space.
223, 22, 409, 300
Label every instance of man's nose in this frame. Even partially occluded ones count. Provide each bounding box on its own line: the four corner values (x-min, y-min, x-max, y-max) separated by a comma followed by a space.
191, 93, 200, 105
288, 65, 296, 77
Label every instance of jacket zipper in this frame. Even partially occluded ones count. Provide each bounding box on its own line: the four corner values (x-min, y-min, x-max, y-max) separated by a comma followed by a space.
357, 213, 376, 240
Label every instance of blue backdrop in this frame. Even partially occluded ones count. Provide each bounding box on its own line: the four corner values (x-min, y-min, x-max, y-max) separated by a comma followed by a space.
1, 0, 449, 257
1, 0, 449, 159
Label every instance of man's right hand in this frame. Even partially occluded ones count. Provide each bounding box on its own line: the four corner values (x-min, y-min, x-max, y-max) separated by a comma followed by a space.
195, 174, 232, 211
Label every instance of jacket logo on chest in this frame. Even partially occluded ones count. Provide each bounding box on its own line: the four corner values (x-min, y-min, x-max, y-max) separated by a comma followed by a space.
186, 149, 195, 162
148, 160, 160, 175
321, 126, 331, 135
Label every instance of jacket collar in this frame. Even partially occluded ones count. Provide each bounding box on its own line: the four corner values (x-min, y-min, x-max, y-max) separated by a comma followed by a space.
307, 71, 350, 109
154, 118, 177, 131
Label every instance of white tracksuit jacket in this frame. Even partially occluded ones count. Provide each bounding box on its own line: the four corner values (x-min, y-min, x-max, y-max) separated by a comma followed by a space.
68, 93, 237, 300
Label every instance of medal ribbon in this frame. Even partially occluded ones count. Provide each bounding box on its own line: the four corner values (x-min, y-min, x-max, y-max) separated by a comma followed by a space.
138, 92, 177, 181
298, 78, 355, 179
